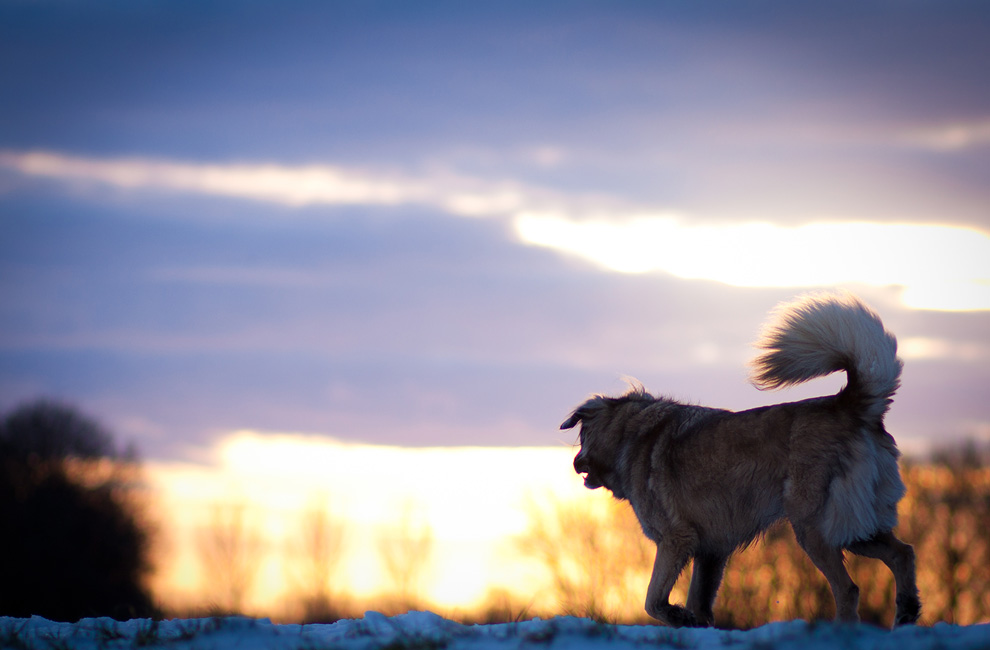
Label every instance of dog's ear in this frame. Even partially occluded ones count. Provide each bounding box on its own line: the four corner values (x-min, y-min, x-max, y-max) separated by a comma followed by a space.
561, 398, 603, 430
560, 411, 583, 430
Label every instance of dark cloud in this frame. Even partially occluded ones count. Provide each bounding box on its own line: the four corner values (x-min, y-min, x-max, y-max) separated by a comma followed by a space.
1, 1, 988, 459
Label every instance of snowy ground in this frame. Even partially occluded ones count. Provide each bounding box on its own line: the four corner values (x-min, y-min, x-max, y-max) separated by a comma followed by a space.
2, 612, 989, 650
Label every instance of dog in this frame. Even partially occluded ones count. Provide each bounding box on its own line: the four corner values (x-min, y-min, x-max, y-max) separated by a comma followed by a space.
561, 292, 920, 628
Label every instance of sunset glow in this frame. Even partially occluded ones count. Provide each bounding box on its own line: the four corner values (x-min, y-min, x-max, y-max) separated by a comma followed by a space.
145, 432, 590, 614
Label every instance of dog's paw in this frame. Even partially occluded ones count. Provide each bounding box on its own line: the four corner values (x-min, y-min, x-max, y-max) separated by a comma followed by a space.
894, 593, 921, 626
694, 610, 716, 628
655, 604, 703, 628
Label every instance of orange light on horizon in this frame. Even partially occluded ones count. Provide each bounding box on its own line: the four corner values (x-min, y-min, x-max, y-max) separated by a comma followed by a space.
143, 431, 594, 616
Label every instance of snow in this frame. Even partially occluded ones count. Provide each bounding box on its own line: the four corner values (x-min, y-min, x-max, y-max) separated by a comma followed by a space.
2, 612, 988, 650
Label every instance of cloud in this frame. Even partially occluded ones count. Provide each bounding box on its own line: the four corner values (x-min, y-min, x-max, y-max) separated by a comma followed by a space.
0, 150, 436, 207
515, 213, 990, 312
3, 149, 988, 312
0, 149, 552, 218
899, 117, 990, 152
899, 337, 990, 362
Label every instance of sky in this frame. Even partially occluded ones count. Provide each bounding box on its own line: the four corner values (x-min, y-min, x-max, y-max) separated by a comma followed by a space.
2, 0, 990, 463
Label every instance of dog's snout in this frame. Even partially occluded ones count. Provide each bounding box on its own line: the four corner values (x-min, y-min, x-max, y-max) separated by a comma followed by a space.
574, 453, 589, 474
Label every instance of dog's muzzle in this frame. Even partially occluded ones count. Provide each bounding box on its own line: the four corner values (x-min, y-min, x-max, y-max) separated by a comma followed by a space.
574, 452, 603, 490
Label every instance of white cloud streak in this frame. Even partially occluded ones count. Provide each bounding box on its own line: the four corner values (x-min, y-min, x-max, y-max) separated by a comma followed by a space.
899, 337, 990, 362
0, 150, 541, 217
898, 117, 990, 152
1, 150, 432, 207
3, 149, 988, 312
515, 213, 990, 311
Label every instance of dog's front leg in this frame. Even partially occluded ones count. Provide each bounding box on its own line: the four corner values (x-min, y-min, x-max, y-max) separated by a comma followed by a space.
685, 552, 728, 627
645, 542, 698, 627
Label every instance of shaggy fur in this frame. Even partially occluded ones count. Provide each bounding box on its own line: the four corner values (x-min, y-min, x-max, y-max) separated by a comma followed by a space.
561, 292, 920, 628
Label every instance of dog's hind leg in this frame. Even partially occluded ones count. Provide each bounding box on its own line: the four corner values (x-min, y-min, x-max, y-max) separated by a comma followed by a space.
685, 552, 728, 627
645, 539, 698, 627
848, 530, 920, 626
793, 526, 860, 623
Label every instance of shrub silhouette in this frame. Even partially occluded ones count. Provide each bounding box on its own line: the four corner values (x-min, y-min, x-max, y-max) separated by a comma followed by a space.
0, 399, 157, 621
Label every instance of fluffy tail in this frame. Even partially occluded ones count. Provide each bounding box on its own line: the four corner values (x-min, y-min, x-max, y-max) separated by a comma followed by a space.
750, 292, 902, 420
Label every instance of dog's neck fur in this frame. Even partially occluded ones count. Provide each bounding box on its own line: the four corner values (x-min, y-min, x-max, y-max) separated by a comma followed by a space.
611, 396, 722, 503
608, 396, 678, 501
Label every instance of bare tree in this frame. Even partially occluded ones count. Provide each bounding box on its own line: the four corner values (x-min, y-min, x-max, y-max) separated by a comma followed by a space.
377, 502, 434, 608
286, 498, 347, 622
196, 502, 264, 614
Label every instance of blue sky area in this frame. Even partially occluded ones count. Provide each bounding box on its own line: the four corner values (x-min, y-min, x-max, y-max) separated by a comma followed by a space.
2, 1, 989, 460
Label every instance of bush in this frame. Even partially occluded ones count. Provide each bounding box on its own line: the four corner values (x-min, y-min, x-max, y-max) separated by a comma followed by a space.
0, 399, 157, 621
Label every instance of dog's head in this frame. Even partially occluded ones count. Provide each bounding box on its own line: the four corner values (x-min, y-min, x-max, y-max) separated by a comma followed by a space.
561, 394, 632, 497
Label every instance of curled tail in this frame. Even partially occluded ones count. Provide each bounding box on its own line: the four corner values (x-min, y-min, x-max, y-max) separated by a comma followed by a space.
750, 292, 902, 420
